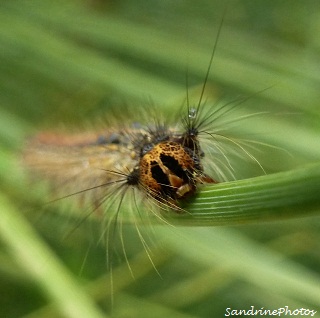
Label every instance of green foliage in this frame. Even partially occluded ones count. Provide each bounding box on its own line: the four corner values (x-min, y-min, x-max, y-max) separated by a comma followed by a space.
0, 1, 320, 317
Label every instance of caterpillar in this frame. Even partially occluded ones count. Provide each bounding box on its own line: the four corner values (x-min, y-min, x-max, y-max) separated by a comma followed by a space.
22, 12, 266, 261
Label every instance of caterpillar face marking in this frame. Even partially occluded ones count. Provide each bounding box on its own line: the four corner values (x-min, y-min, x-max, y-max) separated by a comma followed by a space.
125, 110, 216, 210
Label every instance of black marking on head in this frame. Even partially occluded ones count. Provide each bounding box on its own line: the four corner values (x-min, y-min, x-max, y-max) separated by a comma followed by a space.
159, 154, 186, 180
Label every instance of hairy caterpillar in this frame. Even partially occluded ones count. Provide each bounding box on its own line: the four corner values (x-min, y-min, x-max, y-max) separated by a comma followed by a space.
22, 12, 267, 266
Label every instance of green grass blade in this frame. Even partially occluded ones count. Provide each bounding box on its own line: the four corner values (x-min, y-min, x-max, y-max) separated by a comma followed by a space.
171, 163, 320, 225
0, 194, 107, 318
160, 226, 320, 308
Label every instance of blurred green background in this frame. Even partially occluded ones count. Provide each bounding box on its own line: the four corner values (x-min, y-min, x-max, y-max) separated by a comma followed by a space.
1, 0, 320, 317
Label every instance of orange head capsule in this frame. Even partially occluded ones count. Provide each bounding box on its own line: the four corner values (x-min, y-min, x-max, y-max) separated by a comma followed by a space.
137, 141, 215, 206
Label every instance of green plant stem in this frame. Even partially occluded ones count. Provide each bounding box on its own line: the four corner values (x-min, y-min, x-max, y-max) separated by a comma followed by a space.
0, 194, 107, 318
169, 163, 320, 225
